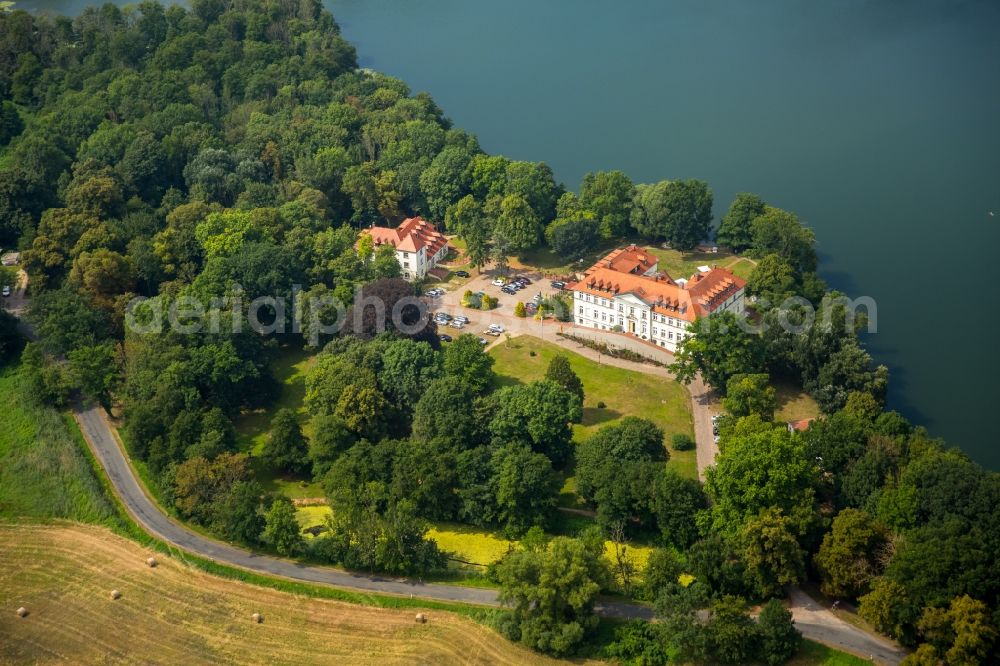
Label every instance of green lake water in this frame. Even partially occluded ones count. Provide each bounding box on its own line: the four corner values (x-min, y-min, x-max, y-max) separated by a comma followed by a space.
15, 0, 1000, 467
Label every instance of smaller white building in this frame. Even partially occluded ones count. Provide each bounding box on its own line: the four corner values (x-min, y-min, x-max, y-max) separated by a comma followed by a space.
360, 216, 451, 281
571, 246, 746, 352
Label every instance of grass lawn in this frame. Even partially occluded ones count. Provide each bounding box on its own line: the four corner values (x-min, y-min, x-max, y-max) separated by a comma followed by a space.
233, 347, 322, 495
0, 360, 118, 526
790, 640, 871, 666
235, 346, 315, 454
428, 522, 515, 566
512, 238, 619, 276
726, 256, 758, 280
489, 335, 696, 479
644, 245, 752, 280
295, 505, 653, 574
774, 381, 822, 423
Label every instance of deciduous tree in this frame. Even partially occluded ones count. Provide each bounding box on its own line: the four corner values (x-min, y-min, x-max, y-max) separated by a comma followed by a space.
495, 535, 608, 656
262, 495, 304, 556
263, 408, 309, 474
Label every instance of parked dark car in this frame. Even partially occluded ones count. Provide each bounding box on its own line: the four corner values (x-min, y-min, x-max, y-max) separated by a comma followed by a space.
550, 280, 566, 290
439, 334, 453, 342
454, 270, 470, 278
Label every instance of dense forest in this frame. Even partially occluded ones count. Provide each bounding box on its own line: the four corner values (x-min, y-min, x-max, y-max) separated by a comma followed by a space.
1, 1, 998, 663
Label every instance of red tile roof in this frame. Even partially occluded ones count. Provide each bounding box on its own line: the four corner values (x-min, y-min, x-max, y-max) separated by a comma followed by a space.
576, 247, 746, 321
787, 418, 814, 432
597, 245, 661, 275
361, 216, 450, 258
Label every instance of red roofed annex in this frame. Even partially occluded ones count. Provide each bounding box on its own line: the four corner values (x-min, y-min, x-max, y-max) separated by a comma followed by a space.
571, 245, 746, 351
359, 216, 451, 281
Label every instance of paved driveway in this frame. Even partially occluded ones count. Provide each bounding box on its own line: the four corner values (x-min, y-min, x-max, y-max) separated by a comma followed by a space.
427, 270, 567, 348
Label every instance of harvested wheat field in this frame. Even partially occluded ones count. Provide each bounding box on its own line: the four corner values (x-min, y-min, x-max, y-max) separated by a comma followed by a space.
0, 523, 585, 665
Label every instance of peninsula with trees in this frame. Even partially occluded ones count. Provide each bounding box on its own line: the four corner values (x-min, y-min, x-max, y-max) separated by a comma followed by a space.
0, 2, 997, 665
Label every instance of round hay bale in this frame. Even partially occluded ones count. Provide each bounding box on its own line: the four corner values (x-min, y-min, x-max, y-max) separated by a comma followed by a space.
110, 589, 121, 600
251, 612, 263, 624
16, 607, 28, 618
146, 556, 158, 568
415, 613, 427, 624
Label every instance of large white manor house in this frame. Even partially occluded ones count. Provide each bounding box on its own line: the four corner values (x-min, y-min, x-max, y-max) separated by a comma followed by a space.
572, 245, 746, 351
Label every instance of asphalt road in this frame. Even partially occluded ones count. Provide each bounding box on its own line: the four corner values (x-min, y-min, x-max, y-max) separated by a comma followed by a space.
73, 404, 645, 618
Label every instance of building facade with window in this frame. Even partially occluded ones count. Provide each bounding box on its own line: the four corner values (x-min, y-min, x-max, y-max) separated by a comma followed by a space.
571, 245, 746, 351
360, 216, 451, 281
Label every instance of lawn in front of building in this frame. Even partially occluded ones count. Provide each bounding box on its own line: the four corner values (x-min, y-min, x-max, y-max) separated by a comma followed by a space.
489, 335, 696, 479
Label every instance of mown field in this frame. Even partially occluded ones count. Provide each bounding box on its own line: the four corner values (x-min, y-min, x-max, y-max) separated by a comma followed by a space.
0, 523, 577, 666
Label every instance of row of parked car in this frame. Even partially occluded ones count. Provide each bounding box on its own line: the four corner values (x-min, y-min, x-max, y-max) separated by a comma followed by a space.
434, 311, 468, 328
492, 276, 533, 296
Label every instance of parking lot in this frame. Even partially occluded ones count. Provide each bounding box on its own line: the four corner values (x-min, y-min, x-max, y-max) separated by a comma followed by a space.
423, 270, 570, 346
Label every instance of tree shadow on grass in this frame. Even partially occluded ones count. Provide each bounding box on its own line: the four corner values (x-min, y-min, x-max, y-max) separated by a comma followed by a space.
581, 406, 622, 427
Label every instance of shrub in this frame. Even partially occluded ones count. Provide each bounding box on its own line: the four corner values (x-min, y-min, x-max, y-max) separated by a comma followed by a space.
514, 301, 526, 317
672, 433, 695, 451
605, 620, 669, 665
481, 294, 496, 310
597, 401, 606, 409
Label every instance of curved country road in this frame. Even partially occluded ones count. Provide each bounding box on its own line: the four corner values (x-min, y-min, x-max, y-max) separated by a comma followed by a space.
73, 405, 641, 616
73, 404, 906, 664
8, 283, 903, 664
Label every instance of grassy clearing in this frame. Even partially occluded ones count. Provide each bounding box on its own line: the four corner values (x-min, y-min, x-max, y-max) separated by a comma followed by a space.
644, 246, 745, 280
774, 381, 822, 423
0, 361, 118, 526
233, 347, 321, 494
235, 347, 314, 454
490, 335, 696, 478
0, 523, 577, 666
295, 505, 653, 574
790, 640, 871, 666
512, 238, 619, 276
726, 256, 758, 280
428, 523, 515, 565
